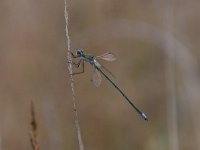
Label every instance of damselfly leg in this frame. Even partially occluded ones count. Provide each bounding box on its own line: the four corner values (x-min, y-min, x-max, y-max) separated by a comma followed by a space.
70, 51, 79, 58
69, 59, 85, 75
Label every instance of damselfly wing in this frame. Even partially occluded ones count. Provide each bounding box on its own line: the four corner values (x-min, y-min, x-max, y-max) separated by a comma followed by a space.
96, 52, 117, 61
91, 52, 116, 87
92, 67, 102, 87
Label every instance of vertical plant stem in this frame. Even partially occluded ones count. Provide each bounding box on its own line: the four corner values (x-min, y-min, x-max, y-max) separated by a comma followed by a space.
0, 134, 2, 150
165, 44, 179, 150
30, 101, 40, 150
175, 4, 200, 149
64, 1, 84, 150
162, 1, 179, 150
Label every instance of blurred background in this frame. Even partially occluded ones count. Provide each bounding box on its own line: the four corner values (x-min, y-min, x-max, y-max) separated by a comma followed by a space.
0, 0, 200, 150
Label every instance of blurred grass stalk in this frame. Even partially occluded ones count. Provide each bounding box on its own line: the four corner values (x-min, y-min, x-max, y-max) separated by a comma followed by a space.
0, 134, 2, 150
161, 1, 180, 150
30, 101, 40, 150
164, 39, 179, 150
160, 0, 200, 150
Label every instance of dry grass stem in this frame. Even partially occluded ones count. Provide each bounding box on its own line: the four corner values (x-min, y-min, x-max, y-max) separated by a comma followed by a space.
29, 101, 40, 150
0, 134, 2, 150
64, 1, 84, 150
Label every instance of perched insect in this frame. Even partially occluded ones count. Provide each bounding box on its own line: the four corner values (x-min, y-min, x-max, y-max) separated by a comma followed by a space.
69, 50, 148, 121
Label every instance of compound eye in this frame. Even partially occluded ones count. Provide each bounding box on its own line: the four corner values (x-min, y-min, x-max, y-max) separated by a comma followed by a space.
76, 51, 81, 55
77, 50, 83, 56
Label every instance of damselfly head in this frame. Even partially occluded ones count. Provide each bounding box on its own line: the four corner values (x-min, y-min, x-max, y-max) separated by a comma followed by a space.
76, 49, 84, 57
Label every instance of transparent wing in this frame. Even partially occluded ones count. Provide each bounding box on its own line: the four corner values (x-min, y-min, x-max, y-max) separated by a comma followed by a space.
92, 67, 102, 87
97, 52, 117, 61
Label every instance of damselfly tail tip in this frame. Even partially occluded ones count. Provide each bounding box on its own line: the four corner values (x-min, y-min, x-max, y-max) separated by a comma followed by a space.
141, 112, 148, 121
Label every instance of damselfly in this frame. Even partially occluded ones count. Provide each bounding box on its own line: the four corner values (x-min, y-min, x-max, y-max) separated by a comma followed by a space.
69, 50, 148, 121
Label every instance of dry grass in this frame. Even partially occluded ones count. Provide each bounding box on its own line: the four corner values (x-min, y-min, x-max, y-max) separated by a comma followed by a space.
64, 0, 84, 150
29, 101, 40, 150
